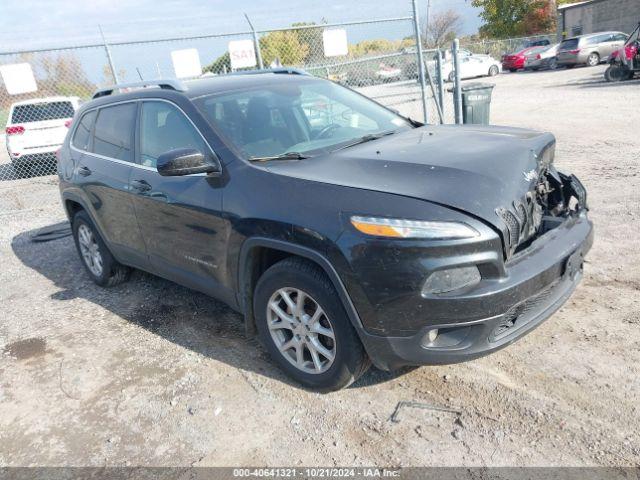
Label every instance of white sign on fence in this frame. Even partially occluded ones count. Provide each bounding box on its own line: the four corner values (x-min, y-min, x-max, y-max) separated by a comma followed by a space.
229, 39, 257, 70
171, 48, 202, 78
322, 28, 349, 57
0, 63, 38, 95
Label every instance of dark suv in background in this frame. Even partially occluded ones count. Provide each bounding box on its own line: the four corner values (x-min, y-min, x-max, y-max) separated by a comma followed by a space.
58, 71, 593, 390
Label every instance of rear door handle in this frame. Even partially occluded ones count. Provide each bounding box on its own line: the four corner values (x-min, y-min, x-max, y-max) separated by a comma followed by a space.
131, 179, 152, 193
78, 165, 92, 177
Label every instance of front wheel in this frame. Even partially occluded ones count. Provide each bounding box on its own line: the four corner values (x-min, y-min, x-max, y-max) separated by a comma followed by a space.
548, 57, 558, 70
509, 68, 517, 73
254, 258, 370, 391
488, 65, 499, 77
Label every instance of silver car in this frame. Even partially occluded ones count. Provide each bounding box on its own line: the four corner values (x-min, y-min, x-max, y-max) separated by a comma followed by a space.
525, 44, 560, 70
557, 31, 629, 67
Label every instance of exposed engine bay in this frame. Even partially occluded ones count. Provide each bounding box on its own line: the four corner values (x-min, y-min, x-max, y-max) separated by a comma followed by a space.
498, 147, 588, 258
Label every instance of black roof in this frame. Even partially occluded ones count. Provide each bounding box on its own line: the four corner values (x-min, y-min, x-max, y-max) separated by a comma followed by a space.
183, 71, 317, 98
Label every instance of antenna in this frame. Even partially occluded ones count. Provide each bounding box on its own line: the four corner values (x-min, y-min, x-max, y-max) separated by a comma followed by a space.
136, 68, 144, 81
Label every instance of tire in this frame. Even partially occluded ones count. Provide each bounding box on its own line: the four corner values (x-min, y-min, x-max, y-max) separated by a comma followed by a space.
605, 64, 631, 82
72, 210, 131, 287
509, 68, 517, 73
548, 57, 558, 70
488, 65, 499, 77
565, 64, 575, 69
254, 257, 370, 391
587, 52, 600, 67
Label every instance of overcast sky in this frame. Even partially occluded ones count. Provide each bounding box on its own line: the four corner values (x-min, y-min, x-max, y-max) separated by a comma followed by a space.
0, 0, 480, 51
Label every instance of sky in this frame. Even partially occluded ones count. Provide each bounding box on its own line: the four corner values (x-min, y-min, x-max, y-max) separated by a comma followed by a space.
0, 0, 482, 88
0, 0, 481, 51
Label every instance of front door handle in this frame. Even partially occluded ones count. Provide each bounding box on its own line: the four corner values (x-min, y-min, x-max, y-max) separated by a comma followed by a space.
131, 179, 152, 193
78, 165, 92, 177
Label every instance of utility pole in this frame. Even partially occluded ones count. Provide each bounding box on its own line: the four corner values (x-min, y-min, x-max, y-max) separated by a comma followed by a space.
412, 0, 429, 123
425, 0, 432, 45
244, 13, 264, 70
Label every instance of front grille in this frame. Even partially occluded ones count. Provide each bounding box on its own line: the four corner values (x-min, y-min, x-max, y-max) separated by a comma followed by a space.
498, 208, 520, 249
497, 193, 543, 257
489, 281, 558, 342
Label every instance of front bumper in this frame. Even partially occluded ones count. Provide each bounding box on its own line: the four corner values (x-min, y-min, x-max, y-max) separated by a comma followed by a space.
353, 213, 593, 371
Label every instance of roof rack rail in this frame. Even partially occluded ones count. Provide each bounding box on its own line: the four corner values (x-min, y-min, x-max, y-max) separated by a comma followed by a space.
227, 67, 311, 77
92, 79, 187, 99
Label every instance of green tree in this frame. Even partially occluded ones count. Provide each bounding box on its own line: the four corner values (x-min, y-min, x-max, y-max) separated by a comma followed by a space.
471, 0, 555, 37
203, 52, 231, 74
259, 30, 309, 66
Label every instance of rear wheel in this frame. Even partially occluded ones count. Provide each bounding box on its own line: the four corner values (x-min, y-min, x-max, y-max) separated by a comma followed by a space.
254, 257, 370, 391
587, 52, 600, 67
72, 210, 131, 287
488, 65, 499, 76
605, 64, 631, 82
509, 68, 517, 73
548, 57, 558, 70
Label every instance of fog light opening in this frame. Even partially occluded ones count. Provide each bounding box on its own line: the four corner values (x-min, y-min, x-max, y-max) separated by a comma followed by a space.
421, 266, 481, 296
427, 328, 439, 343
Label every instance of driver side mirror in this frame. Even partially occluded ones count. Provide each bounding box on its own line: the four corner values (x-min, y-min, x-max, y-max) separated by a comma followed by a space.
156, 148, 220, 176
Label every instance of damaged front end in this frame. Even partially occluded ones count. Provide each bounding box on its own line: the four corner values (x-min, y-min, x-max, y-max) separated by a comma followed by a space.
496, 144, 588, 259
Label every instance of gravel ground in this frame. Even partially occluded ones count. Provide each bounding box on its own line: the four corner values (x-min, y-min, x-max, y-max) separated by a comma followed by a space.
0, 65, 639, 467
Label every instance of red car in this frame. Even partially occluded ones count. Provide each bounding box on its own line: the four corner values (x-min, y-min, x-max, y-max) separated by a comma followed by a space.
502, 46, 546, 72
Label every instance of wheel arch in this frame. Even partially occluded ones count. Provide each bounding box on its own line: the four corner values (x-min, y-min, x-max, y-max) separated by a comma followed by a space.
62, 192, 112, 256
238, 237, 365, 337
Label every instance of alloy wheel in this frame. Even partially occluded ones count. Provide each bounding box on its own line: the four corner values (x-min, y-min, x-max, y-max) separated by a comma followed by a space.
77, 224, 103, 277
266, 287, 336, 374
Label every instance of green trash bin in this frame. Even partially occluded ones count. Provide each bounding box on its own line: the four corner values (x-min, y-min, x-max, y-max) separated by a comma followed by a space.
460, 83, 495, 125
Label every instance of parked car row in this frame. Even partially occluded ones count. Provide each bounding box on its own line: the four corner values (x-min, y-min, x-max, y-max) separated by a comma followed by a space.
502, 31, 629, 73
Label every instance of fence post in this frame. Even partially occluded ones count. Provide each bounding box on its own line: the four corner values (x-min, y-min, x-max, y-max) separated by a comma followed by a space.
411, 0, 429, 123
244, 13, 264, 70
452, 38, 463, 125
99, 25, 119, 84
436, 49, 445, 121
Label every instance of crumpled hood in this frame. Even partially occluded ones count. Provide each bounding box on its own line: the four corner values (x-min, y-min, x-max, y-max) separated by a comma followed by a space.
263, 125, 556, 230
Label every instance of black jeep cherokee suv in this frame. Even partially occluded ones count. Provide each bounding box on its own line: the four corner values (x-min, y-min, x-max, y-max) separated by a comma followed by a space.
58, 70, 593, 391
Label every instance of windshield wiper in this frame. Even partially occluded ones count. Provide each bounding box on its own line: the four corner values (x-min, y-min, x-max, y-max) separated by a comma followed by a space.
334, 130, 397, 151
248, 152, 311, 163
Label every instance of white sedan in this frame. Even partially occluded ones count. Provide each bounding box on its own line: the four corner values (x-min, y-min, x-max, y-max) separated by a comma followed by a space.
439, 50, 502, 82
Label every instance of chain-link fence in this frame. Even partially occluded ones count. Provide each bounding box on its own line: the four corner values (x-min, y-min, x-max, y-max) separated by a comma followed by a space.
0, 8, 556, 200
1, 16, 451, 186
461, 34, 556, 58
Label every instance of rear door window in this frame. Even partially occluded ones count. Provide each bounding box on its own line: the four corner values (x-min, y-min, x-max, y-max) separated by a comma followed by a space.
11, 101, 75, 124
71, 110, 96, 151
92, 103, 137, 162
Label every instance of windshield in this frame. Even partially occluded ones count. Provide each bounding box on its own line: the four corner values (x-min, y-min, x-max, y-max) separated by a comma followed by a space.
193, 79, 412, 160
